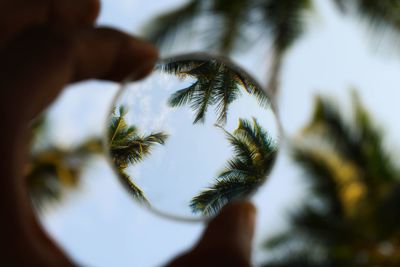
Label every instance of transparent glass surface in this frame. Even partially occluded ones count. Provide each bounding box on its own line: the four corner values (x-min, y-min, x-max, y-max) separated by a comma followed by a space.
104, 53, 280, 220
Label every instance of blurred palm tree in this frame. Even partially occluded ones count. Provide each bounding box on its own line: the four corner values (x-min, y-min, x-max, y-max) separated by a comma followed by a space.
335, 0, 400, 33
144, 0, 400, 96
108, 106, 168, 204
262, 92, 400, 267
27, 107, 168, 209
163, 57, 269, 125
190, 118, 277, 216
27, 117, 103, 211
144, 0, 312, 96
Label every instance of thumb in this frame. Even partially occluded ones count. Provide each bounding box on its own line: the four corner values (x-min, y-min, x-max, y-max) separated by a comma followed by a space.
167, 201, 256, 267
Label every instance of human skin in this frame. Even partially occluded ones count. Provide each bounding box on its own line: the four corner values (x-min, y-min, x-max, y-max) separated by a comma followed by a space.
0, 0, 256, 266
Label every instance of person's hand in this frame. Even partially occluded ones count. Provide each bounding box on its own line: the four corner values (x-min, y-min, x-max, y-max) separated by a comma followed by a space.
0, 0, 256, 266
167, 201, 256, 267
0, 0, 157, 265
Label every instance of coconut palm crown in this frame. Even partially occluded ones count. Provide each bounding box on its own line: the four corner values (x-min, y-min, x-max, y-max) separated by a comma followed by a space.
108, 106, 168, 204
262, 92, 400, 267
162, 58, 269, 125
190, 117, 277, 216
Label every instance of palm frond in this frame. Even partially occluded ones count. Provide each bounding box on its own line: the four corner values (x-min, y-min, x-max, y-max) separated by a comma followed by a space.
306, 96, 363, 167
376, 185, 400, 237
168, 82, 198, 107
234, 72, 270, 107
142, 0, 202, 47
117, 170, 149, 205
144, 0, 312, 95
332, 0, 400, 53
356, 0, 400, 32
108, 106, 168, 168
142, 132, 169, 145
260, 0, 312, 54
213, 68, 242, 124
110, 132, 168, 168
291, 205, 353, 245
164, 59, 248, 125
160, 59, 206, 76
221, 126, 256, 166
259, 0, 311, 95
306, 94, 399, 192
234, 118, 277, 159
107, 106, 168, 203
217, 168, 254, 181
191, 77, 219, 124
209, 0, 254, 53
332, 0, 347, 12
191, 118, 276, 215
27, 138, 103, 211
190, 176, 259, 216
292, 146, 344, 217
352, 92, 399, 182
263, 92, 400, 266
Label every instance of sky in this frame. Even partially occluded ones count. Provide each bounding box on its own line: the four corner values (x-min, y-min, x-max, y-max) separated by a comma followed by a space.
112, 61, 279, 219
38, 0, 400, 266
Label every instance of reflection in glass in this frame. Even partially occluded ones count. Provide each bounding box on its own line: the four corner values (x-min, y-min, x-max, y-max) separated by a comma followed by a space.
191, 118, 277, 216
162, 57, 269, 125
105, 53, 280, 220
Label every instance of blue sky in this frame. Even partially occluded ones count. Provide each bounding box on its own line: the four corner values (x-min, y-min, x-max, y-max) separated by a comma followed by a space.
39, 0, 400, 266
113, 62, 279, 219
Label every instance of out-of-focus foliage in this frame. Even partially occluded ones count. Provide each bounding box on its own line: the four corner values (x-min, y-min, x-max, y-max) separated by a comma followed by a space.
144, 0, 312, 95
191, 118, 277, 216
162, 58, 269, 125
336, 0, 400, 33
144, 0, 400, 96
27, 108, 169, 209
27, 118, 103, 211
262, 92, 400, 267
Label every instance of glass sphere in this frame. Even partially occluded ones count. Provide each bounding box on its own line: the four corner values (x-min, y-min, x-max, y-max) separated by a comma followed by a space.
104, 53, 280, 221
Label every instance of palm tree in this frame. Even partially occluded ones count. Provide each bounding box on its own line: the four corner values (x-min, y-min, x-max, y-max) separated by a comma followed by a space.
162, 57, 269, 125
262, 92, 400, 267
144, 0, 400, 96
28, 107, 169, 209
27, 138, 104, 211
144, 0, 312, 96
335, 0, 400, 32
190, 118, 277, 216
27, 117, 104, 211
108, 106, 168, 204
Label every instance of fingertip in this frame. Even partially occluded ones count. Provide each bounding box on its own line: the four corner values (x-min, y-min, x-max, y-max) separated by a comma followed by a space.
197, 200, 256, 255
208, 200, 256, 239
125, 37, 159, 80
70, 27, 158, 82
51, 0, 101, 26
84, 0, 101, 23
99, 32, 159, 82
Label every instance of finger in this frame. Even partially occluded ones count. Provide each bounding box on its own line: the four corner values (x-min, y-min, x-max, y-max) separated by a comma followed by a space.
167, 201, 256, 267
72, 27, 158, 82
50, 0, 100, 25
0, 0, 100, 46
197, 201, 256, 258
0, 26, 158, 123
